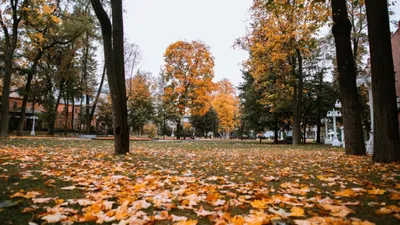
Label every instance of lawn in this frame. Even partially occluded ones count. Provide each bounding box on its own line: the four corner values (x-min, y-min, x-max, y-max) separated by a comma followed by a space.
0, 138, 399, 225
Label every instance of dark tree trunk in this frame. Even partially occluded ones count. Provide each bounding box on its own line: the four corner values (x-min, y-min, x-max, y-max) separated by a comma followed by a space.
48, 79, 65, 135
0, 0, 27, 137
89, 64, 106, 129
176, 120, 181, 139
331, 0, 366, 155
91, 0, 129, 154
71, 99, 75, 131
274, 115, 279, 144
316, 70, 323, 144
0, 54, 13, 137
83, 32, 91, 134
303, 118, 307, 144
17, 51, 43, 136
64, 90, 69, 136
293, 50, 303, 145
365, 0, 400, 162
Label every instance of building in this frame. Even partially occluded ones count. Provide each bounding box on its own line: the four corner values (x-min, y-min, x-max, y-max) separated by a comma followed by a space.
6, 91, 91, 132
391, 23, 400, 128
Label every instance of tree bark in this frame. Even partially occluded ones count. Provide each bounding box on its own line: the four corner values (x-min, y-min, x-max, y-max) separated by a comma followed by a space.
274, 115, 279, 144
293, 49, 303, 145
365, 0, 400, 162
0, 0, 27, 137
17, 50, 43, 136
331, 0, 366, 155
91, 0, 129, 154
48, 79, 65, 135
83, 31, 91, 134
89, 63, 106, 129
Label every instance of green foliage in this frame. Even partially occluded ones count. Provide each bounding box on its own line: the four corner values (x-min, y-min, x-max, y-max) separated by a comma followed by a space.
190, 107, 219, 137
143, 123, 157, 138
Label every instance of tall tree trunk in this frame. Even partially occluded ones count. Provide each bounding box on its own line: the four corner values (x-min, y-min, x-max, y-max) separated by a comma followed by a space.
71, 99, 75, 132
274, 115, 279, 144
0, 54, 13, 137
331, 0, 366, 155
17, 51, 43, 136
316, 70, 323, 144
83, 31, 91, 134
48, 79, 65, 135
293, 49, 303, 145
89, 64, 106, 128
64, 90, 69, 136
176, 120, 181, 139
111, 0, 129, 152
91, 0, 129, 154
0, 0, 27, 137
365, 0, 400, 162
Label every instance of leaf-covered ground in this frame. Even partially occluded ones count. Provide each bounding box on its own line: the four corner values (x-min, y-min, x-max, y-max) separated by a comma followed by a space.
0, 138, 399, 225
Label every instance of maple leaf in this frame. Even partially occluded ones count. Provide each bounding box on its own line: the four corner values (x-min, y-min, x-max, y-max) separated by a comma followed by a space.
41, 212, 62, 223
335, 189, 357, 197
367, 188, 385, 195
231, 215, 245, 225
32, 198, 54, 204
290, 207, 305, 217
11, 191, 42, 199
320, 204, 353, 217
175, 219, 198, 225
251, 199, 268, 209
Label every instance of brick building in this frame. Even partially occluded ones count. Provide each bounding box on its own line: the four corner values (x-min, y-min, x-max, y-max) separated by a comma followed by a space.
6, 91, 91, 132
391, 24, 400, 128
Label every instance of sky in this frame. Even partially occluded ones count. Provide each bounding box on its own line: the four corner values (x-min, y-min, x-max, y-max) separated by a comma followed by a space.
122, 0, 400, 88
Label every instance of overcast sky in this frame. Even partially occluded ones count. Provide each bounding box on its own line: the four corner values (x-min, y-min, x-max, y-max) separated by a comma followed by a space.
122, 0, 400, 88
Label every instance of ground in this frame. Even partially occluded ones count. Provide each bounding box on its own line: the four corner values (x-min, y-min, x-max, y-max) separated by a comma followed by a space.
0, 138, 399, 225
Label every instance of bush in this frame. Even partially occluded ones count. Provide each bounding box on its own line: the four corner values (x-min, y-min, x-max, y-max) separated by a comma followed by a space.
143, 123, 157, 138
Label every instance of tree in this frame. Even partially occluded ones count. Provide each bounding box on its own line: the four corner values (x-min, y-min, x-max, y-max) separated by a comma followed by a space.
238, 0, 329, 145
331, 0, 366, 155
365, 0, 400, 162
211, 79, 239, 138
0, 0, 28, 137
126, 71, 154, 134
190, 107, 219, 138
91, 0, 129, 154
162, 40, 215, 139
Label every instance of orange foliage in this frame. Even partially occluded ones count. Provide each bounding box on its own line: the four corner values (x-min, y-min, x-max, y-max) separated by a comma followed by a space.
162, 40, 215, 117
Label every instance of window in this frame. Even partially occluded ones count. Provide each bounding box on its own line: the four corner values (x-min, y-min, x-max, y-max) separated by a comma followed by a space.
75, 108, 78, 114
12, 102, 17, 109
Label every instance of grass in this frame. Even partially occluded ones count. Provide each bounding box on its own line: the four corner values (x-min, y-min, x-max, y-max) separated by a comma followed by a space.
0, 137, 399, 225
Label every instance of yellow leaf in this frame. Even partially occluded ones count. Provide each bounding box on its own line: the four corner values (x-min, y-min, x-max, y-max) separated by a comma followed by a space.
376, 207, 392, 215
368, 189, 385, 195
41, 212, 62, 223
290, 207, 305, 217
175, 220, 197, 225
250, 199, 268, 209
231, 215, 245, 225
335, 189, 357, 197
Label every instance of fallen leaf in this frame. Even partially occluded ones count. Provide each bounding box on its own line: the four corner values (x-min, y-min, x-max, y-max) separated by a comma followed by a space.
41, 212, 62, 223
0, 200, 21, 208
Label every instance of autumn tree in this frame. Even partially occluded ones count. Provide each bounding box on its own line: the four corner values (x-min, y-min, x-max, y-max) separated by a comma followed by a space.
91, 0, 129, 154
16, 1, 87, 136
0, 0, 28, 137
162, 40, 214, 139
211, 79, 239, 138
365, 0, 400, 162
331, 0, 366, 155
238, 0, 329, 145
126, 71, 154, 134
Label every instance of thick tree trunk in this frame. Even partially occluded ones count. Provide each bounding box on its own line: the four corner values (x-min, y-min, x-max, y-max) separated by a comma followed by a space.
0, 54, 13, 137
176, 120, 181, 139
331, 0, 366, 155
293, 50, 303, 145
91, 0, 129, 154
365, 0, 400, 162
111, 0, 129, 153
